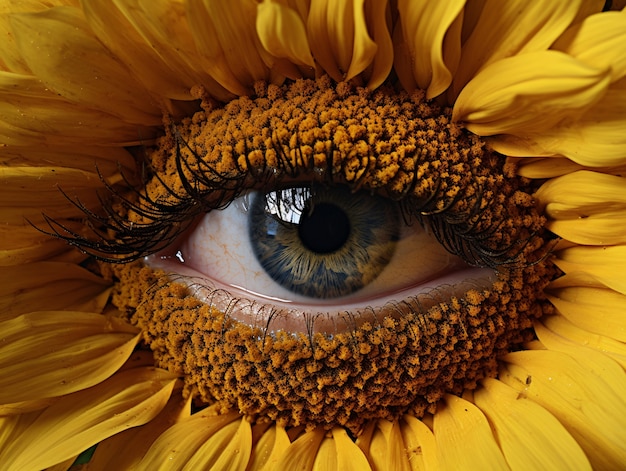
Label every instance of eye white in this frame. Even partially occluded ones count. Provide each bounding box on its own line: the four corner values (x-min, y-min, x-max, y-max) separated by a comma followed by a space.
148, 190, 478, 307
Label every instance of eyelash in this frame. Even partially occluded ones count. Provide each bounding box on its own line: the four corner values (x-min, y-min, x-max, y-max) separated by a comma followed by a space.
38, 123, 547, 272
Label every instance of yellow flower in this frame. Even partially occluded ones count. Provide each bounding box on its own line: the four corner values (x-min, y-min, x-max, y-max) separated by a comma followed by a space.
1, 1, 625, 470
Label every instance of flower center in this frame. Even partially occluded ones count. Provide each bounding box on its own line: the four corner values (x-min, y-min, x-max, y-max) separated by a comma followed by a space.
106, 77, 557, 433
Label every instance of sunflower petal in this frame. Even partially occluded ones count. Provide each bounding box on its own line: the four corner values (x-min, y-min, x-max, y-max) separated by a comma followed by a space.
533, 319, 626, 384
395, 0, 464, 98
361, 0, 393, 89
138, 409, 242, 469
400, 415, 438, 471
274, 427, 326, 470
80, 0, 200, 101
247, 424, 291, 471
9, 6, 161, 125
0, 226, 68, 266
0, 311, 139, 404
500, 348, 626, 469
0, 72, 157, 146
309, 427, 371, 471
554, 10, 626, 82
489, 87, 626, 167
474, 378, 591, 470
553, 245, 626, 295
0, 144, 135, 175
452, 0, 585, 94
535, 170, 626, 245
256, 0, 315, 69
547, 285, 626, 343
361, 420, 411, 471
453, 51, 610, 136
0, 0, 79, 73
186, 0, 272, 95
0, 262, 109, 319
540, 314, 626, 369
0, 367, 177, 471
433, 394, 509, 470
307, 0, 379, 82
0, 165, 103, 203
86, 394, 191, 471
182, 416, 253, 471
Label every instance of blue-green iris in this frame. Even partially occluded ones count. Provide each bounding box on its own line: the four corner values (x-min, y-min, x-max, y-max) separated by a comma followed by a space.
248, 186, 400, 299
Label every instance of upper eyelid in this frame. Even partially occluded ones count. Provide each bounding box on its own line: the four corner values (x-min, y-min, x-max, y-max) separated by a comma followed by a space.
37, 144, 538, 272
36, 79, 548, 268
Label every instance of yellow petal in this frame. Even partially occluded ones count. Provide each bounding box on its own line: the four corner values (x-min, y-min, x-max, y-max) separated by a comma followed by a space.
453, 51, 610, 136
489, 87, 626, 167
0, 0, 79, 73
452, 0, 587, 94
91, 0, 235, 102
183, 416, 252, 470
358, 417, 438, 471
395, 0, 464, 98
0, 367, 177, 471
9, 6, 161, 125
247, 424, 291, 471
401, 415, 438, 471
533, 319, 626, 382
433, 394, 509, 470
474, 378, 591, 470
0, 144, 135, 176
359, 420, 411, 471
312, 427, 372, 471
0, 165, 109, 225
500, 348, 626, 469
0, 311, 139, 404
547, 284, 626, 343
256, 0, 315, 68
0, 262, 109, 319
186, 0, 272, 95
361, 0, 393, 89
0, 72, 157, 146
540, 314, 626, 369
80, 0, 199, 101
0, 225, 68, 266
273, 427, 326, 470
513, 156, 585, 179
535, 170, 626, 245
138, 409, 242, 469
86, 394, 191, 471
554, 10, 626, 82
307, 0, 380, 82
0, 398, 58, 416
553, 245, 626, 295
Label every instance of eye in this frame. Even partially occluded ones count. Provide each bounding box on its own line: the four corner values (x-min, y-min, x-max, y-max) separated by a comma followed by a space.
147, 183, 495, 330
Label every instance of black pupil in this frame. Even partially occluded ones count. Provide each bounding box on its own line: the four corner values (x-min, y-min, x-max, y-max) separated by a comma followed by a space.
298, 202, 351, 254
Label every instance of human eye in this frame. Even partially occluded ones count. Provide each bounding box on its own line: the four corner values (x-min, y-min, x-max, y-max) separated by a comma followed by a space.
147, 183, 493, 331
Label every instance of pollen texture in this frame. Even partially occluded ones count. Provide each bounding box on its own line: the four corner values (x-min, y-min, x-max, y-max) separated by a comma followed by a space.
106, 77, 557, 432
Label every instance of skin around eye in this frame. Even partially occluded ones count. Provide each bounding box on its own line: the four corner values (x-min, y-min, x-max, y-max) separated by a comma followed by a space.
147, 186, 496, 332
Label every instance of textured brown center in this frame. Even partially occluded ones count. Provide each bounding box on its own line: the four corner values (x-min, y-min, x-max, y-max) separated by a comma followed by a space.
106, 77, 556, 433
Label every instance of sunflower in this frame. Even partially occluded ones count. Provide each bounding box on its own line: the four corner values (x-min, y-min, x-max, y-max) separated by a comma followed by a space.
1, 0, 626, 469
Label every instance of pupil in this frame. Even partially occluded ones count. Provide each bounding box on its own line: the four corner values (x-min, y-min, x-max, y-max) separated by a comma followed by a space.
298, 202, 351, 254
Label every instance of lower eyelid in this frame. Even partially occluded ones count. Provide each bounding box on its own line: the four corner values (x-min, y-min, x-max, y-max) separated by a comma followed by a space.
145, 257, 496, 333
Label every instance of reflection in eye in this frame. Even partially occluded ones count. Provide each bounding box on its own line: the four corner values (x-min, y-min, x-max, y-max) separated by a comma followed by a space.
150, 183, 477, 312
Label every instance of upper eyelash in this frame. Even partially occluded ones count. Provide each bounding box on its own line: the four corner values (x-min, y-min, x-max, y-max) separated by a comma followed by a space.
36, 122, 546, 270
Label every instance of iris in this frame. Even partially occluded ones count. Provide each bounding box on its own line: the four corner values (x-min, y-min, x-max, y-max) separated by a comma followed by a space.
248, 186, 399, 298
